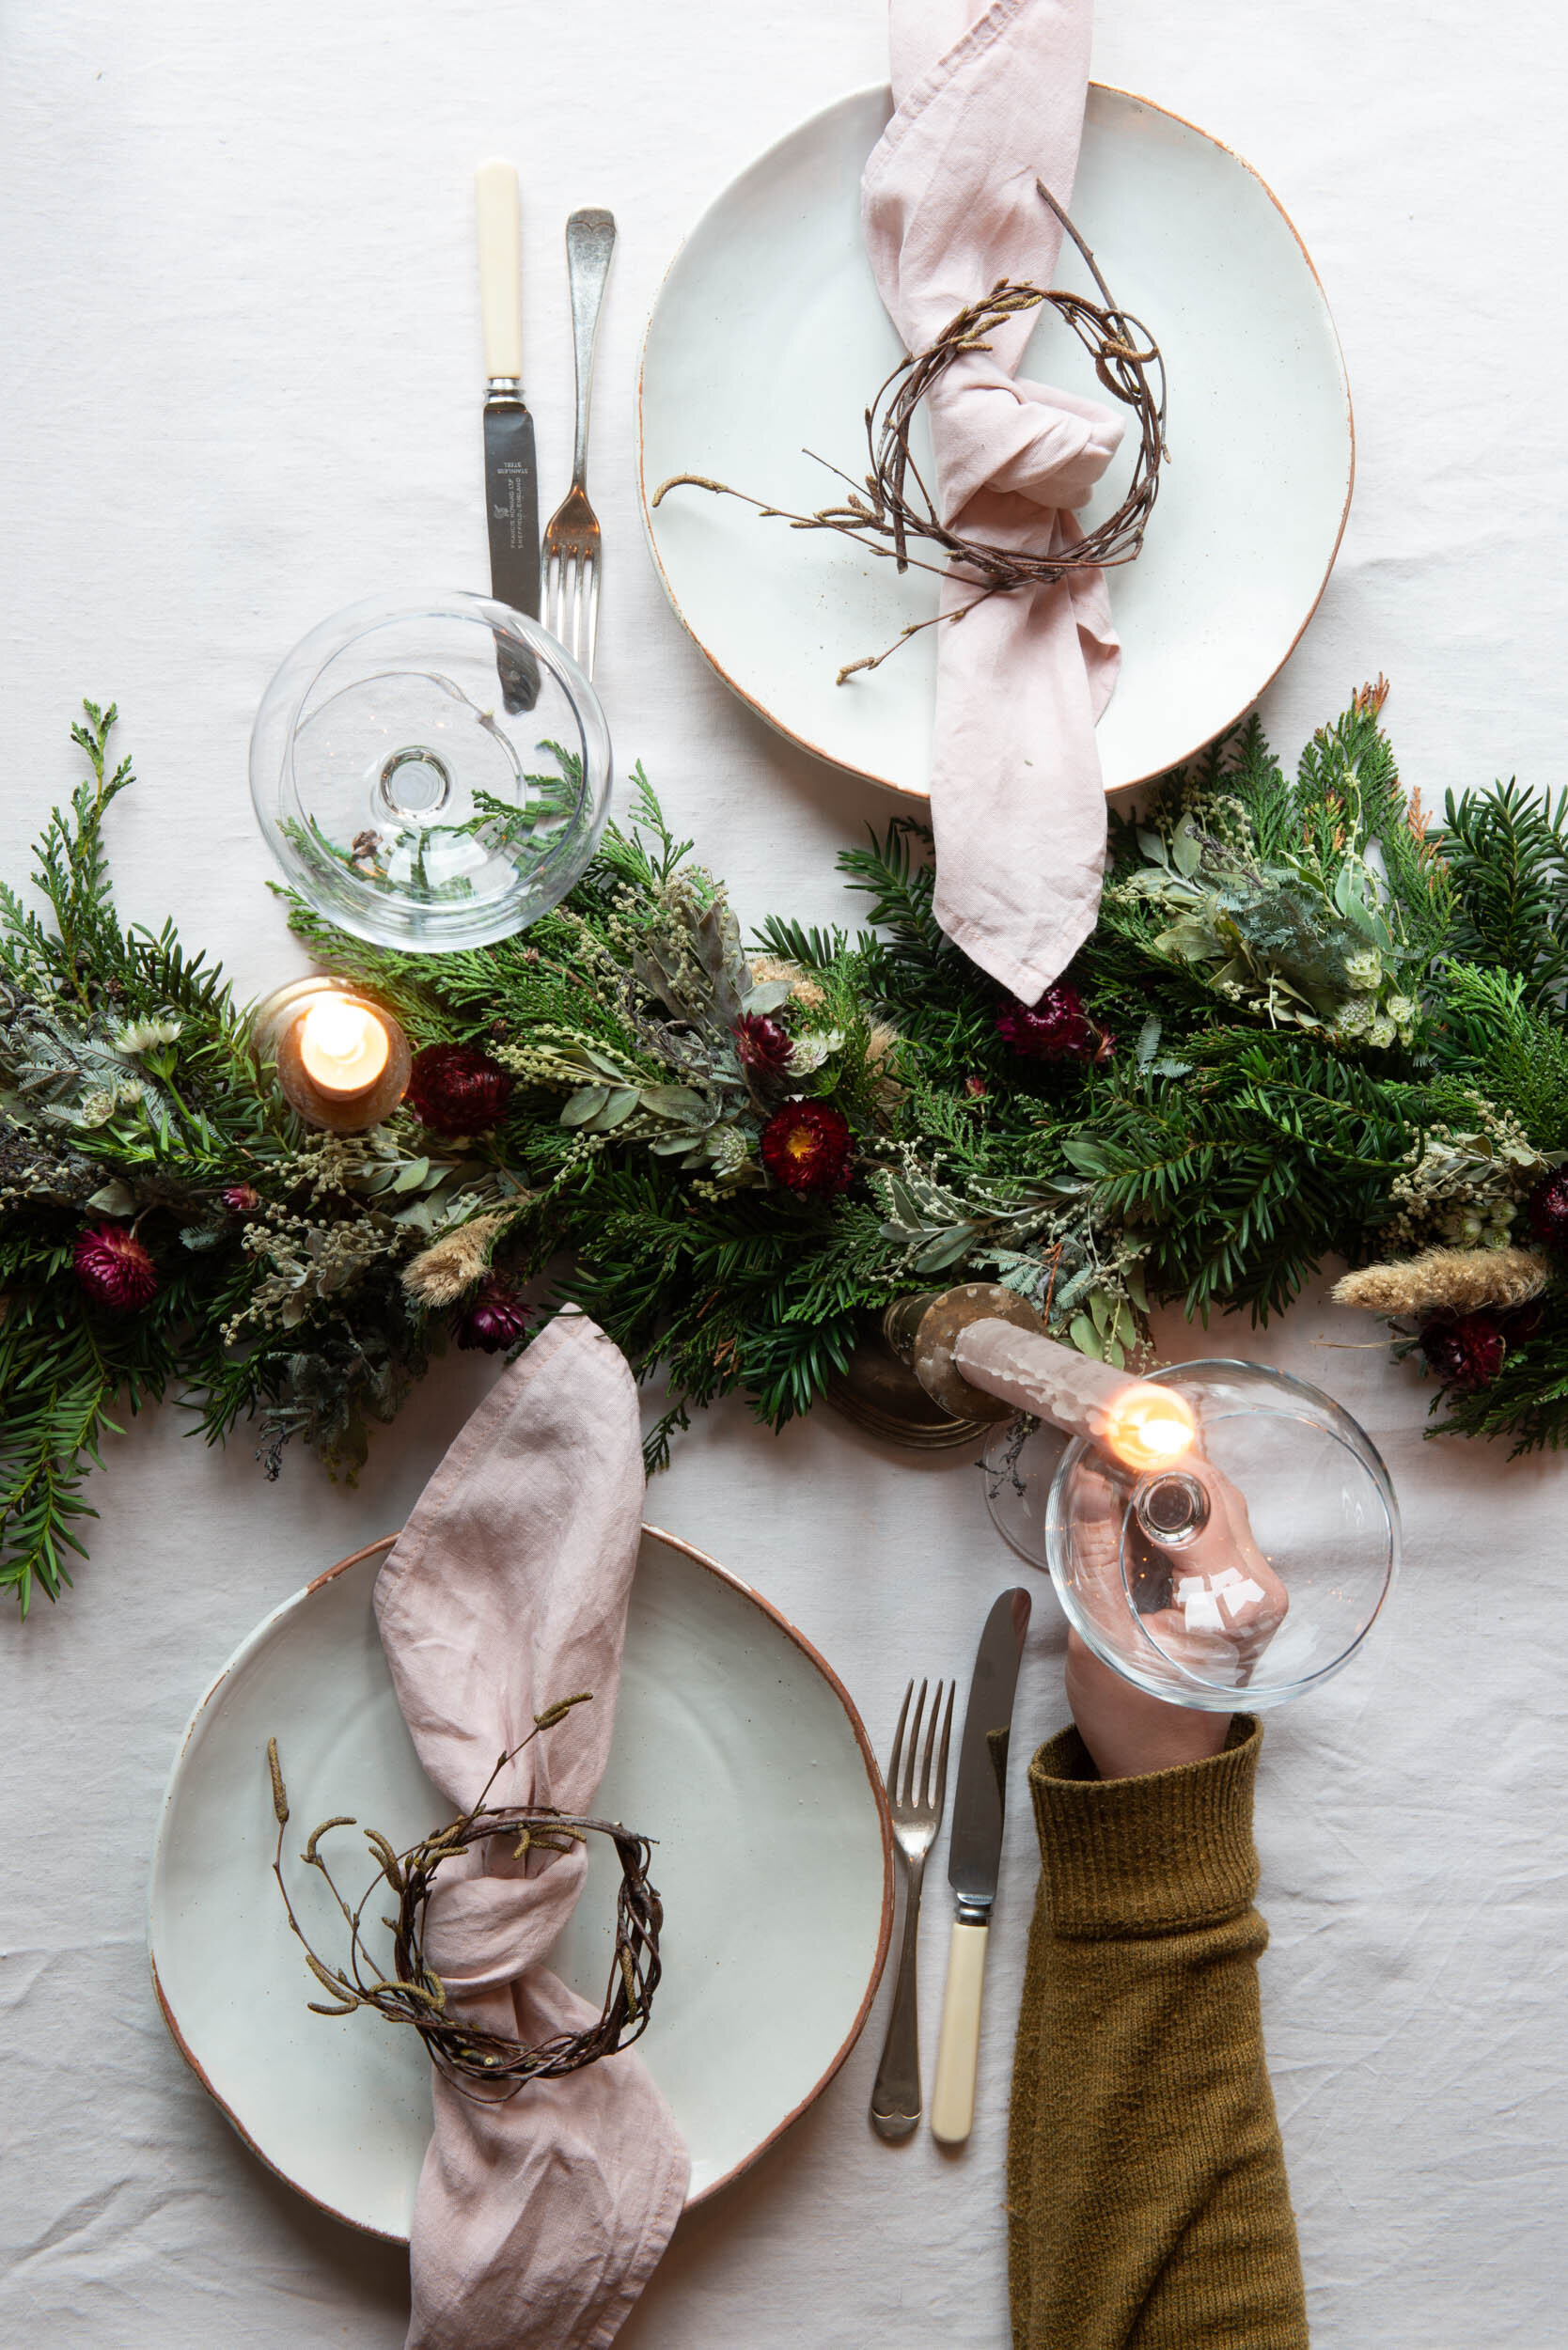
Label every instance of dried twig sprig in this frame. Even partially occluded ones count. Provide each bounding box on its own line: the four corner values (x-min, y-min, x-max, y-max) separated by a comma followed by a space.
652, 183, 1167, 683
266, 1697, 665, 2104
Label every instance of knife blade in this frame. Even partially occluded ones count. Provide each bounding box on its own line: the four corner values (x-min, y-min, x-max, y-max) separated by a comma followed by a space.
475, 159, 541, 713
930, 1584, 1031, 2145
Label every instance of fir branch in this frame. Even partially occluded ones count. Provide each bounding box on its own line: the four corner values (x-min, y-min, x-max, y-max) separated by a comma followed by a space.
1431, 778, 1568, 1005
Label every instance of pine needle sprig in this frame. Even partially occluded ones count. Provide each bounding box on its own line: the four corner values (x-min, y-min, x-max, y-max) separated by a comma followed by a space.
1430, 778, 1568, 1006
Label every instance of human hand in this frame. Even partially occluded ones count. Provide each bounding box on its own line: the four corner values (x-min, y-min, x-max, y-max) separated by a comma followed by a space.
1065, 1628, 1231, 1777
1064, 1454, 1289, 1778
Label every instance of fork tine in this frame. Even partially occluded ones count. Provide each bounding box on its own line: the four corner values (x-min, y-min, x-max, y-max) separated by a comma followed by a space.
917, 1679, 944, 1810
583, 559, 600, 680
571, 550, 586, 667
932, 1681, 955, 1818
886, 1678, 913, 1792
902, 1678, 929, 1810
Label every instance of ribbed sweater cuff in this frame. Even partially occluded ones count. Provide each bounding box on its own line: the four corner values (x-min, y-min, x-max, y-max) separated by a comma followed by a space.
1028, 1716, 1262, 1938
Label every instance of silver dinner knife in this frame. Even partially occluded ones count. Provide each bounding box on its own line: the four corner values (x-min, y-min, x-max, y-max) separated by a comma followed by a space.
930, 1585, 1031, 2145
475, 159, 541, 712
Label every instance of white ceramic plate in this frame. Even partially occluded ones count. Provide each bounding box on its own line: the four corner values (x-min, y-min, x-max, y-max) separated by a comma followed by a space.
149, 1528, 892, 2234
640, 84, 1354, 798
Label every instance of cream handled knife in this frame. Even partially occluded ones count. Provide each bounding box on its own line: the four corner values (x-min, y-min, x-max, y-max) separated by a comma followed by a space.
930, 1585, 1031, 2145
475, 159, 540, 711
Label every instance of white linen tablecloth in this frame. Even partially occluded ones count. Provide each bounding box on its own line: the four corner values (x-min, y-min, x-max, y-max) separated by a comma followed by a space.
3, 4, 1567, 2342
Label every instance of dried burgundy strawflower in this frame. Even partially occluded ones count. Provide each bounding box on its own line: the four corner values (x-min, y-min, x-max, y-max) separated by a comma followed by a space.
995, 981, 1114, 1065
456, 1276, 532, 1354
760, 1101, 855, 1195
405, 1043, 514, 1137
1419, 1311, 1506, 1392
74, 1221, 158, 1312
964, 1075, 988, 1099
222, 1183, 261, 1215
1526, 1167, 1568, 1254
733, 1012, 792, 1075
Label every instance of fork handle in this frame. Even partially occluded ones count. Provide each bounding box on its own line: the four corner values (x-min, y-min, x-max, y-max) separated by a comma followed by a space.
870, 1852, 926, 2140
565, 208, 616, 489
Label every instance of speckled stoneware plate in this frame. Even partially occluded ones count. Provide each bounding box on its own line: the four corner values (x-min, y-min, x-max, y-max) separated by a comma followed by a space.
149, 1528, 892, 2234
639, 84, 1354, 798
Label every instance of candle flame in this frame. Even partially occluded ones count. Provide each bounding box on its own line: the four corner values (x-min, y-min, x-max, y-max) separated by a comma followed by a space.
1104, 1385, 1197, 1473
298, 995, 390, 1099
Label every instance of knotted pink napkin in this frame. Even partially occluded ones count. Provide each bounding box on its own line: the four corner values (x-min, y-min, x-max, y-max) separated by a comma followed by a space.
863, 0, 1122, 999
374, 1312, 689, 2350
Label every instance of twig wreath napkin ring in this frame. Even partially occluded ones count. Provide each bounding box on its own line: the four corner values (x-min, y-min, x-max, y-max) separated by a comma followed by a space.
860, 0, 1128, 998
370, 1315, 687, 2350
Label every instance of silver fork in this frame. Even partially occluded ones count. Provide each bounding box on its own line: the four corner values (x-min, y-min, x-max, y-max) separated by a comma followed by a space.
870, 1676, 954, 2142
542, 207, 616, 677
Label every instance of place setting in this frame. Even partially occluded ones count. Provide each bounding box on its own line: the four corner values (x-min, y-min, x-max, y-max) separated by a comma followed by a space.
3, 0, 1566, 2343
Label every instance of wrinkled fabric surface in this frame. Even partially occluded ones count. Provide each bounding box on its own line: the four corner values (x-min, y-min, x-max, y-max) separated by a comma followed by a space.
374, 1314, 688, 2350
864, 0, 1122, 1001
6, 1, 1568, 2343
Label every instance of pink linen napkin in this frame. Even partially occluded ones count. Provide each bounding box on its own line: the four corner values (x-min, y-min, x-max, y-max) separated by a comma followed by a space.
374, 1312, 689, 2350
863, 0, 1123, 1000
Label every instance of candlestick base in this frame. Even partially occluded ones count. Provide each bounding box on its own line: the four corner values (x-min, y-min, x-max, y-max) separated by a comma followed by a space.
823, 1284, 1044, 1450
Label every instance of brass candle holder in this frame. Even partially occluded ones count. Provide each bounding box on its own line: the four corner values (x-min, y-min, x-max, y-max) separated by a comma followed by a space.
824, 1282, 1044, 1449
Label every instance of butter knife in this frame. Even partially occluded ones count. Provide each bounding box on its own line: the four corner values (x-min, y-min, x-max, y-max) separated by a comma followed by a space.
475, 159, 541, 712
930, 1585, 1031, 2145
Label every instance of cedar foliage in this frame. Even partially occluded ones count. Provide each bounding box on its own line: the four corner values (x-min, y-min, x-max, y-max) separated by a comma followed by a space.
1, 690, 1566, 1612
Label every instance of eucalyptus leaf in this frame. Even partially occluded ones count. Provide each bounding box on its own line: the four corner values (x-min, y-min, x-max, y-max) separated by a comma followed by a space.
1060, 1136, 1111, 1177
86, 1179, 135, 1215
559, 1085, 610, 1128
1137, 828, 1168, 867
588, 1087, 642, 1132
1069, 1312, 1103, 1360
390, 1157, 431, 1194
638, 1083, 706, 1121
1171, 816, 1203, 879
911, 1225, 978, 1275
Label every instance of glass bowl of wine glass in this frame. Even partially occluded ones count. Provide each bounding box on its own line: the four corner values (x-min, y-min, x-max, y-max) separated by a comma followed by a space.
984, 1359, 1400, 1710
250, 591, 612, 950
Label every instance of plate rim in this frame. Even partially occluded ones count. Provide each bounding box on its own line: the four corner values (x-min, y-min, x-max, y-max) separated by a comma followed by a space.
636, 78, 1356, 801
149, 1524, 895, 2236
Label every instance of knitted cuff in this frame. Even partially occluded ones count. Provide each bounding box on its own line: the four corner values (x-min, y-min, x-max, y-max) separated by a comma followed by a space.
1028, 1716, 1262, 1938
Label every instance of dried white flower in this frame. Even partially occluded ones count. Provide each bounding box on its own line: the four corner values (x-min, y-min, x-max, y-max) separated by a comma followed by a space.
77, 1089, 118, 1127
786, 1028, 843, 1077
114, 1016, 183, 1056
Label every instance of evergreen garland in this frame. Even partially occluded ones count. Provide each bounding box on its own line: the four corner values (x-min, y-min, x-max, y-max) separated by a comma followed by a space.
1, 686, 1564, 1614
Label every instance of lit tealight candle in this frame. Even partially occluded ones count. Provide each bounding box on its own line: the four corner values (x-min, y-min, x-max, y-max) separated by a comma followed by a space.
298, 995, 391, 1101
1105, 1386, 1198, 1473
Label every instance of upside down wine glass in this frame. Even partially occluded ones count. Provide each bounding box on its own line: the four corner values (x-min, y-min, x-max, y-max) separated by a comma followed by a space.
970, 1340, 1400, 1711
250, 592, 613, 950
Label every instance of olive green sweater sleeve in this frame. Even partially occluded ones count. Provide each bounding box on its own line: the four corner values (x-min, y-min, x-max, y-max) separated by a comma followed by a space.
1007, 1717, 1308, 2350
